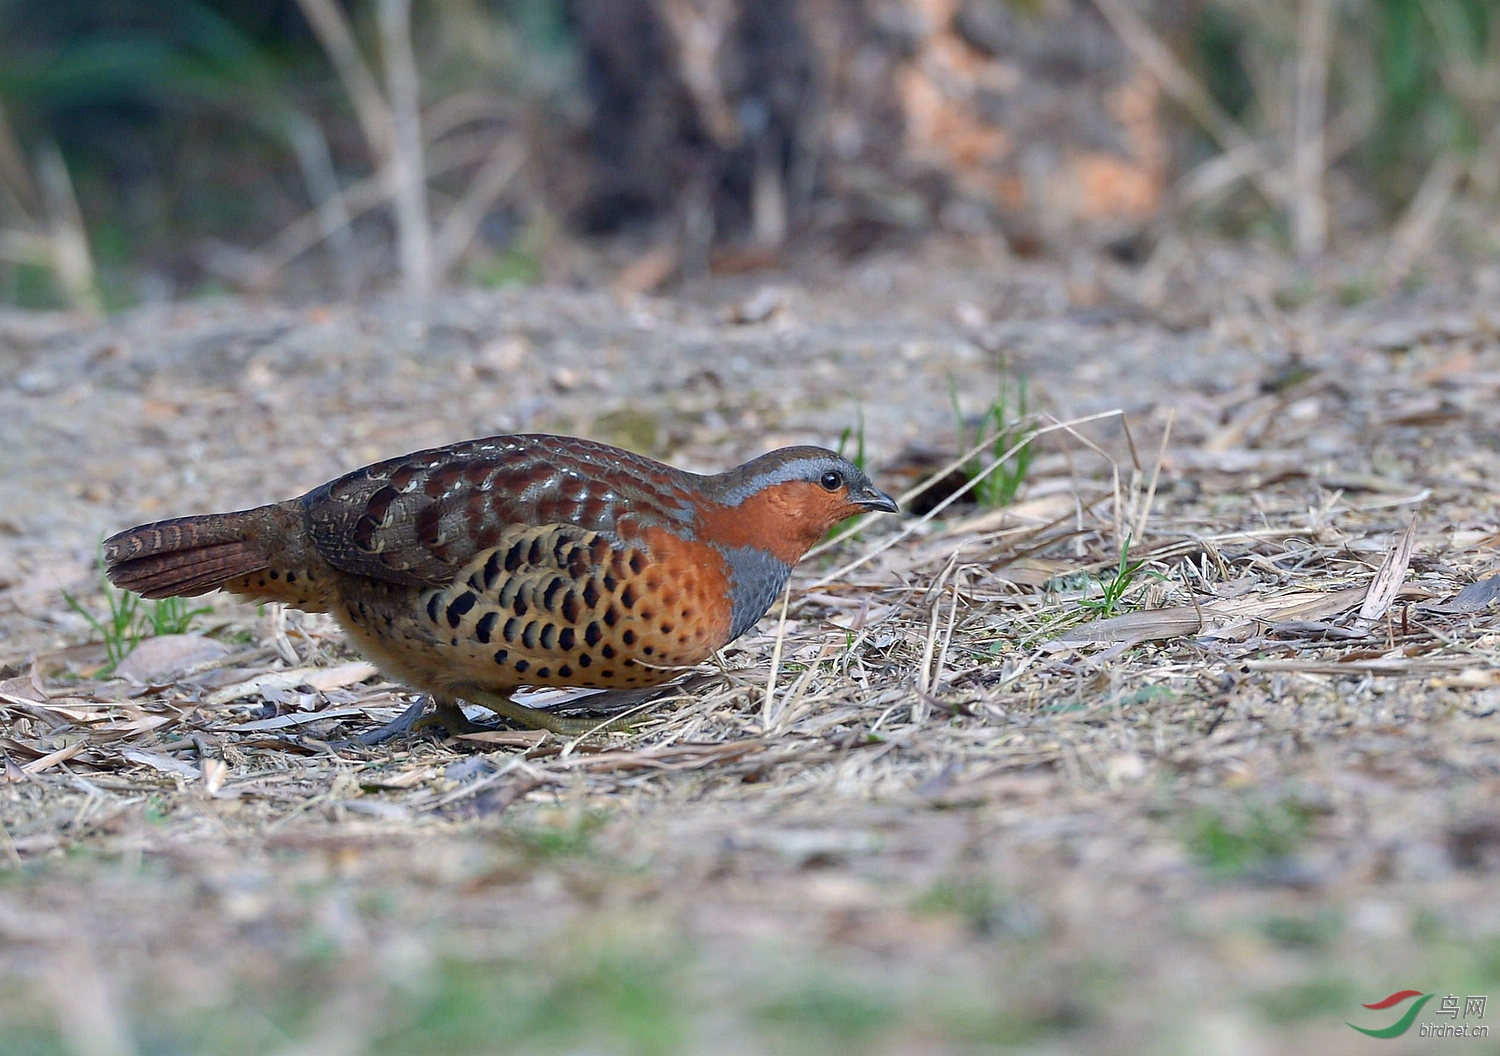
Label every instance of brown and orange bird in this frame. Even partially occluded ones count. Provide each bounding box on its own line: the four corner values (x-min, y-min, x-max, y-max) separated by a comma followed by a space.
103, 434, 897, 735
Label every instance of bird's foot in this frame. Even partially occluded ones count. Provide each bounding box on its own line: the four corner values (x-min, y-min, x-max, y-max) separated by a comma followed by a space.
462, 688, 647, 737
405, 697, 494, 737
354, 697, 431, 745
356, 696, 491, 743
362, 683, 695, 746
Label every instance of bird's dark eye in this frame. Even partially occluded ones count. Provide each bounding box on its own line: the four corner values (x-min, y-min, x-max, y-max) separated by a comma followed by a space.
819, 470, 844, 492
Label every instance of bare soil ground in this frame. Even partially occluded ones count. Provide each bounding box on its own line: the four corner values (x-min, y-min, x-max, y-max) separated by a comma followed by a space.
2, 238, 1498, 1055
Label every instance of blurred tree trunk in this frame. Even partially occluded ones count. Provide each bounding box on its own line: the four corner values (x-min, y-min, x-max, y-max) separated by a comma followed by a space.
564, 0, 1170, 260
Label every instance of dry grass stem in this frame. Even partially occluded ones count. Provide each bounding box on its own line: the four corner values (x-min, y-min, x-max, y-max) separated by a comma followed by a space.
293, 0, 395, 162
1292, 0, 1333, 257
432, 139, 527, 277
1130, 409, 1173, 543
1385, 150, 1463, 290
376, 0, 432, 298
250, 133, 503, 281
760, 580, 796, 732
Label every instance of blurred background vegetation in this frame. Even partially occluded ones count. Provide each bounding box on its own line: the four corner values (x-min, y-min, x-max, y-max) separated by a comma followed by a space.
0, 0, 1495, 311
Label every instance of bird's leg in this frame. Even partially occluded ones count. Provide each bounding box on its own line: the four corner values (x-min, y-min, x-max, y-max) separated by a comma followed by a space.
401, 691, 604, 738
345, 688, 631, 748
404, 694, 491, 736
462, 688, 647, 737
406, 686, 681, 740
436, 696, 491, 734
362, 684, 685, 744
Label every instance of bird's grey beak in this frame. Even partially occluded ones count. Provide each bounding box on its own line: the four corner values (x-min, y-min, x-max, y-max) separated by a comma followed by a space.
856, 487, 899, 514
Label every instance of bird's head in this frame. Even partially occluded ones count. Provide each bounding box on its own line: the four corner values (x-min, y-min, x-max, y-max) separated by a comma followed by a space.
701, 447, 899, 563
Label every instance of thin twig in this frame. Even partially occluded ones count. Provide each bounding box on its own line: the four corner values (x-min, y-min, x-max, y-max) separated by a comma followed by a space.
377, 0, 432, 298
1292, 0, 1333, 258
293, 0, 394, 163
0, 101, 40, 215
1385, 151, 1463, 291
246, 134, 499, 285
916, 555, 957, 705
1131, 410, 1173, 544
281, 113, 360, 298
35, 142, 99, 315
931, 568, 965, 700
432, 138, 527, 280
762, 579, 793, 729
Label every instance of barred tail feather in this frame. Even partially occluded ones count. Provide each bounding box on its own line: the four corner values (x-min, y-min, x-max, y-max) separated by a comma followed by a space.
104, 512, 267, 599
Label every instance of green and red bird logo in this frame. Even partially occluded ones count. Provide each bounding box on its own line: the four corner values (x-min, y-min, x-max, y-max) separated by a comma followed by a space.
1347, 990, 1432, 1038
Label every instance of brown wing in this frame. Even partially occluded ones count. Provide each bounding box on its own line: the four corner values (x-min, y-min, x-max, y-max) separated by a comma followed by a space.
299, 434, 701, 588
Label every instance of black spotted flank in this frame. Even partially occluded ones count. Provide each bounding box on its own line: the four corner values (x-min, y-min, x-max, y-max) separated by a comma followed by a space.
521, 621, 540, 649
542, 577, 565, 610
582, 579, 601, 607
561, 591, 581, 623
535, 667, 551, 679
493, 647, 509, 665
584, 622, 602, 646
557, 664, 572, 678
514, 659, 529, 673
425, 593, 442, 623
558, 627, 575, 650
539, 623, 557, 650
628, 552, 646, 574
446, 592, 477, 628
475, 611, 498, 644
483, 549, 504, 587
504, 539, 528, 572
503, 616, 521, 642
577, 653, 592, 668
620, 584, 637, 609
